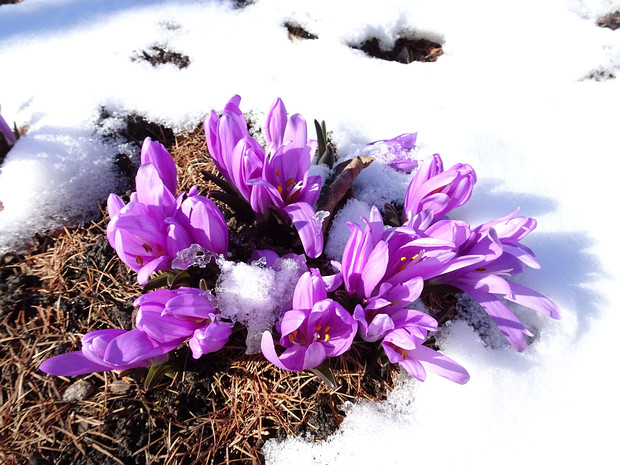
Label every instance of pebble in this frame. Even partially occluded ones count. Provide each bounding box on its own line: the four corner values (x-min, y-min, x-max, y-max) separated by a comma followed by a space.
62, 380, 94, 402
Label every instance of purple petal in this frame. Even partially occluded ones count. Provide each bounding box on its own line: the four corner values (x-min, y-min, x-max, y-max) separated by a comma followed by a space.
40, 352, 112, 376
135, 163, 176, 214
136, 306, 198, 342
0, 112, 16, 146
279, 309, 310, 340
104, 329, 181, 365
188, 320, 233, 358
107, 193, 126, 220
282, 113, 309, 150
266, 97, 287, 148
261, 331, 292, 371
283, 202, 325, 258
163, 292, 216, 320
292, 271, 327, 310
140, 137, 177, 195
361, 240, 389, 298
466, 289, 531, 352
410, 345, 470, 384
300, 341, 327, 370
504, 282, 561, 319
136, 255, 169, 285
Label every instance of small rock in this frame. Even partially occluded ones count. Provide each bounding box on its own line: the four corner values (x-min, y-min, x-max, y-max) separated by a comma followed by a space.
109, 379, 131, 394
62, 380, 94, 401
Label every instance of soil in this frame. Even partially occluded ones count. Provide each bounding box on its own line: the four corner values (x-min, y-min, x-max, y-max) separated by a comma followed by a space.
353, 35, 444, 64
597, 11, 620, 30
132, 45, 191, 69
284, 22, 318, 41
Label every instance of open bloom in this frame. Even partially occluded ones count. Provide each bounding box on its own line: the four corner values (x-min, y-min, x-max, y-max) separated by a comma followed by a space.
39, 329, 167, 376
425, 211, 561, 351
336, 206, 455, 341
261, 269, 357, 371
205, 95, 324, 257
403, 153, 476, 224
381, 309, 470, 384
107, 138, 228, 284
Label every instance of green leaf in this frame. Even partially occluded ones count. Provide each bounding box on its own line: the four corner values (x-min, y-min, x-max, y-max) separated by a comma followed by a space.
144, 362, 173, 391
318, 143, 335, 168
310, 359, 338, 390
384, 203, 402, 227
168, 270, 192, 289
143, 272, 174, 292
314, 119, 326, 160
208, 190, 255, 223
200, 169, 237, 195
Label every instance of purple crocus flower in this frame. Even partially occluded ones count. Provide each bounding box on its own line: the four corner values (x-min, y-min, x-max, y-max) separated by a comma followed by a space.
367, 133, 418, 172
339, 206, 454, 316
106, 287, 233, 364
0, 110, 16, 146
205, 96, 324, 258
260, 97, 320, 209
261, 269, 357, 371
381, 309, 470, 384
403, 153, 476, 224
39, 329, 167, 376
425, 212, 561, 351
107, 138, 228, 284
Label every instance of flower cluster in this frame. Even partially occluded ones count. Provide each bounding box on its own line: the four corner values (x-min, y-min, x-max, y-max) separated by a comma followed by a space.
40, 95, 560, 390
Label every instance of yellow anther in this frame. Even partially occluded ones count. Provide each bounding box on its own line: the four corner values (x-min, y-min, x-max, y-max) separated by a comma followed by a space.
324, 334, 330, 341
400, 256, 407, 262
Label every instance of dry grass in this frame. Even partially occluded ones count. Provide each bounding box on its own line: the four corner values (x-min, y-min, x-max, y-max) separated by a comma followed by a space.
0, 122, 399, 465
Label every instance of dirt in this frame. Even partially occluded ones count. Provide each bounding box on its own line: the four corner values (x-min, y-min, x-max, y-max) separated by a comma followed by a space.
597, 11, 620, 30
284, 22, 318, 41
353, 35, 444, 64
132, 45, 191, 69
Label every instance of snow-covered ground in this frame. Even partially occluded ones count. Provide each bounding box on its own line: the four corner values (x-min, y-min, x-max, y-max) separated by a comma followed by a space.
1, 0, 619, 463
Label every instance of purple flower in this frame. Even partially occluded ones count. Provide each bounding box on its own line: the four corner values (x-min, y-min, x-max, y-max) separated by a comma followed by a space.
261, 269, 357, 371
403, 153, 476, 224
205, 96, 324, 257
0, 110, 16, 147
39, 329, 166, 376
381, 309, 470, 384
426, 212, 561, 351
367, 133, 418, 172
339, 206, 454, 314
107, 287, 233, 363
107, 138, 228, 284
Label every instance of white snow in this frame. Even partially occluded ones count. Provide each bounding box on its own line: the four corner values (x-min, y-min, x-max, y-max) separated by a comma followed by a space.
215, 253, 306, 353
1, 0, 619, 463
